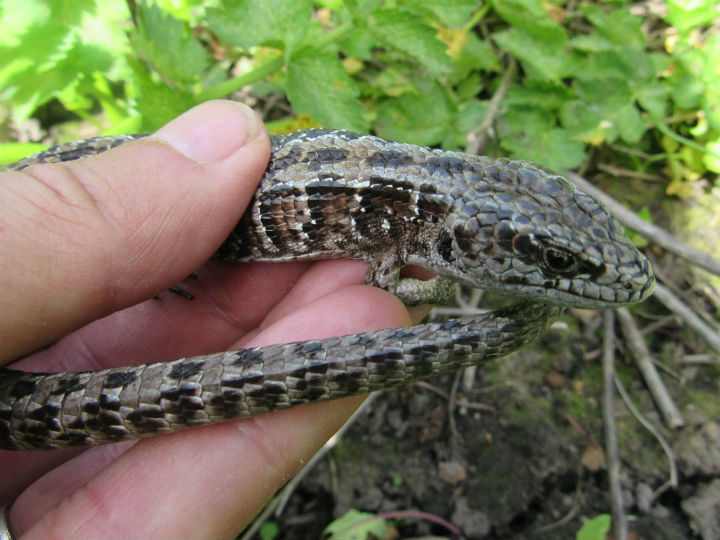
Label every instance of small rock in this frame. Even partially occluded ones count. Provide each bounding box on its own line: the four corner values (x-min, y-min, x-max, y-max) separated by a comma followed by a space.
437, 460, 467, 484
451, 497, 490, 538
636, 482, 654, 513
682, 479, 720, 540
581, 446, 606, 471
676, 422, 720, 476
545, 371, 566, 387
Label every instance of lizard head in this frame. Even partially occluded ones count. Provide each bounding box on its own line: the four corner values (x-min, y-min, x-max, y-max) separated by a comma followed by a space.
422, 156, 655, 309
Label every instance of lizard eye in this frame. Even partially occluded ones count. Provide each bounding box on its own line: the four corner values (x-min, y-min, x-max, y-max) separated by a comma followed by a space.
540, 247, 580, 277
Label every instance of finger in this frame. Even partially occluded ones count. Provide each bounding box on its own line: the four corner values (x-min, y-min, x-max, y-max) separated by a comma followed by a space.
0, 259, 371, 500
0, 100, 270, 362
13, 286, 410, 539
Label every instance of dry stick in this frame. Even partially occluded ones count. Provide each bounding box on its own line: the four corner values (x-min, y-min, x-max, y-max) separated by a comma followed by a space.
466, 57, 517, 156
566, 172, 720, 277
613, 375, 678, 502
653, 282, 720, 356
602, 310, 629, 540
616, 308, 685, 429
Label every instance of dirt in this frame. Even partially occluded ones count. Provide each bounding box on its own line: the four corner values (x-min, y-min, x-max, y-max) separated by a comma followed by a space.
255, 295, 720, 540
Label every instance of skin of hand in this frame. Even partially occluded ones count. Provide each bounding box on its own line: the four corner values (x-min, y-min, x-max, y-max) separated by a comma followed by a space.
0, 101, 425, 538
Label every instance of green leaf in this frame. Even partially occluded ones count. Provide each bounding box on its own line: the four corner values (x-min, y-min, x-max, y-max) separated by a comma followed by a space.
0, 0, 128, 121
323, 509, 387, 540
569, 34, 616, 53
368, 8, 451, 74
580, 5, 645, 49
637, 82, 669, 118
338, 27, 375, 60
671, 75, 704, 109
576, 514, 611, 540
375, 78, 453, 145
286, 47, 366, 131
505, 81, 572, 109
206, 0, 312, 55
492, 0, 567, 41
565, 77, 647, 143
398, 0, 479, 29
450, 32, 500, 84
497, 106, 585, 170
259, 521, 280, 540
4, 39, 113, 121
134, 3, 208, 85
0, 142, 47, 167
665, 0, 719, 35
493, 28, 575, 81
129, 57, 196, 130
501, 126, 586, 172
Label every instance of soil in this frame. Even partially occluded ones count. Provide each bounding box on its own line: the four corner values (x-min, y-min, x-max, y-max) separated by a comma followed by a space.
254, 293, 720, 540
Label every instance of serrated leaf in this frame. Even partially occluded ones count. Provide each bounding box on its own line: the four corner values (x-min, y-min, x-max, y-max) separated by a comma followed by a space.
493, 28, 574, 81
665, 0, 720, 35
398, 0, 479, 29
5, 39, 113, 120
0, 0, 105, 119
369, 8, 451, 74
450, 32, 500, 84
492, 0, 567, 42
672, 75, 704, 109
129, 57, 196, 130
286, 47, 366, 132
206, 0, 311, 55
581, 5, 645, 49
498, 106, 585, 171
505, 81, 572, 109
338, 27, 375, 60
637, 82, 669, 118
561, 78, 646, 145
375, 78, 453, 145
134, 3, 208, 85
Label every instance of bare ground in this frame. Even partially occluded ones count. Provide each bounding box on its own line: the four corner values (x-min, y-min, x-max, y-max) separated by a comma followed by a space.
254, 294, 720, 540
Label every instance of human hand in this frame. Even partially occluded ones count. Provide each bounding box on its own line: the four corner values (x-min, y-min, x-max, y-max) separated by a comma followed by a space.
0, 101, 413, 538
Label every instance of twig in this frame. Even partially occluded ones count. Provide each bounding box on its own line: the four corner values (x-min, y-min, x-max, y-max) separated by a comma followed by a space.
613, 375, 678, 502
602, 310, 629, 540
566, 172, 720, 277
616, 308, 685, 429
652, 282, 720, 356
597, 163, 664, 181
679, 354, 719, 365
448, 371, 462, 454
412, 381, 496, 412
466, 57, 517, 155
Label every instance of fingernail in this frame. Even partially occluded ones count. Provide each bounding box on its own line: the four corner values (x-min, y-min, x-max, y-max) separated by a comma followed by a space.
155, 101, 261, 163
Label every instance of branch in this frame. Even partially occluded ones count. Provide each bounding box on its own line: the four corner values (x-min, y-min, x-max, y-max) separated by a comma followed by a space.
602, 310, 629, 540
616, 308, 685, 429
466, 57, 517, 156
652, 282, 720, 356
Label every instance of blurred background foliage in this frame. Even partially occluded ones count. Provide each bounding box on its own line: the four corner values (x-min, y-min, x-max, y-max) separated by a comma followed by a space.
0, 0, 718, 193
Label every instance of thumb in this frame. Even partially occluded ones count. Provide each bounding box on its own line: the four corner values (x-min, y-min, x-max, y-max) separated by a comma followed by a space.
0, 100, 270, 362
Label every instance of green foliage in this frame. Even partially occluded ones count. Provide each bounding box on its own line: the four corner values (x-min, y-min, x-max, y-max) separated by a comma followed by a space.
322, 509, 388, 540
0, 0, 718, 190
576, 513, 611, 540
259, 520, 280, 540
